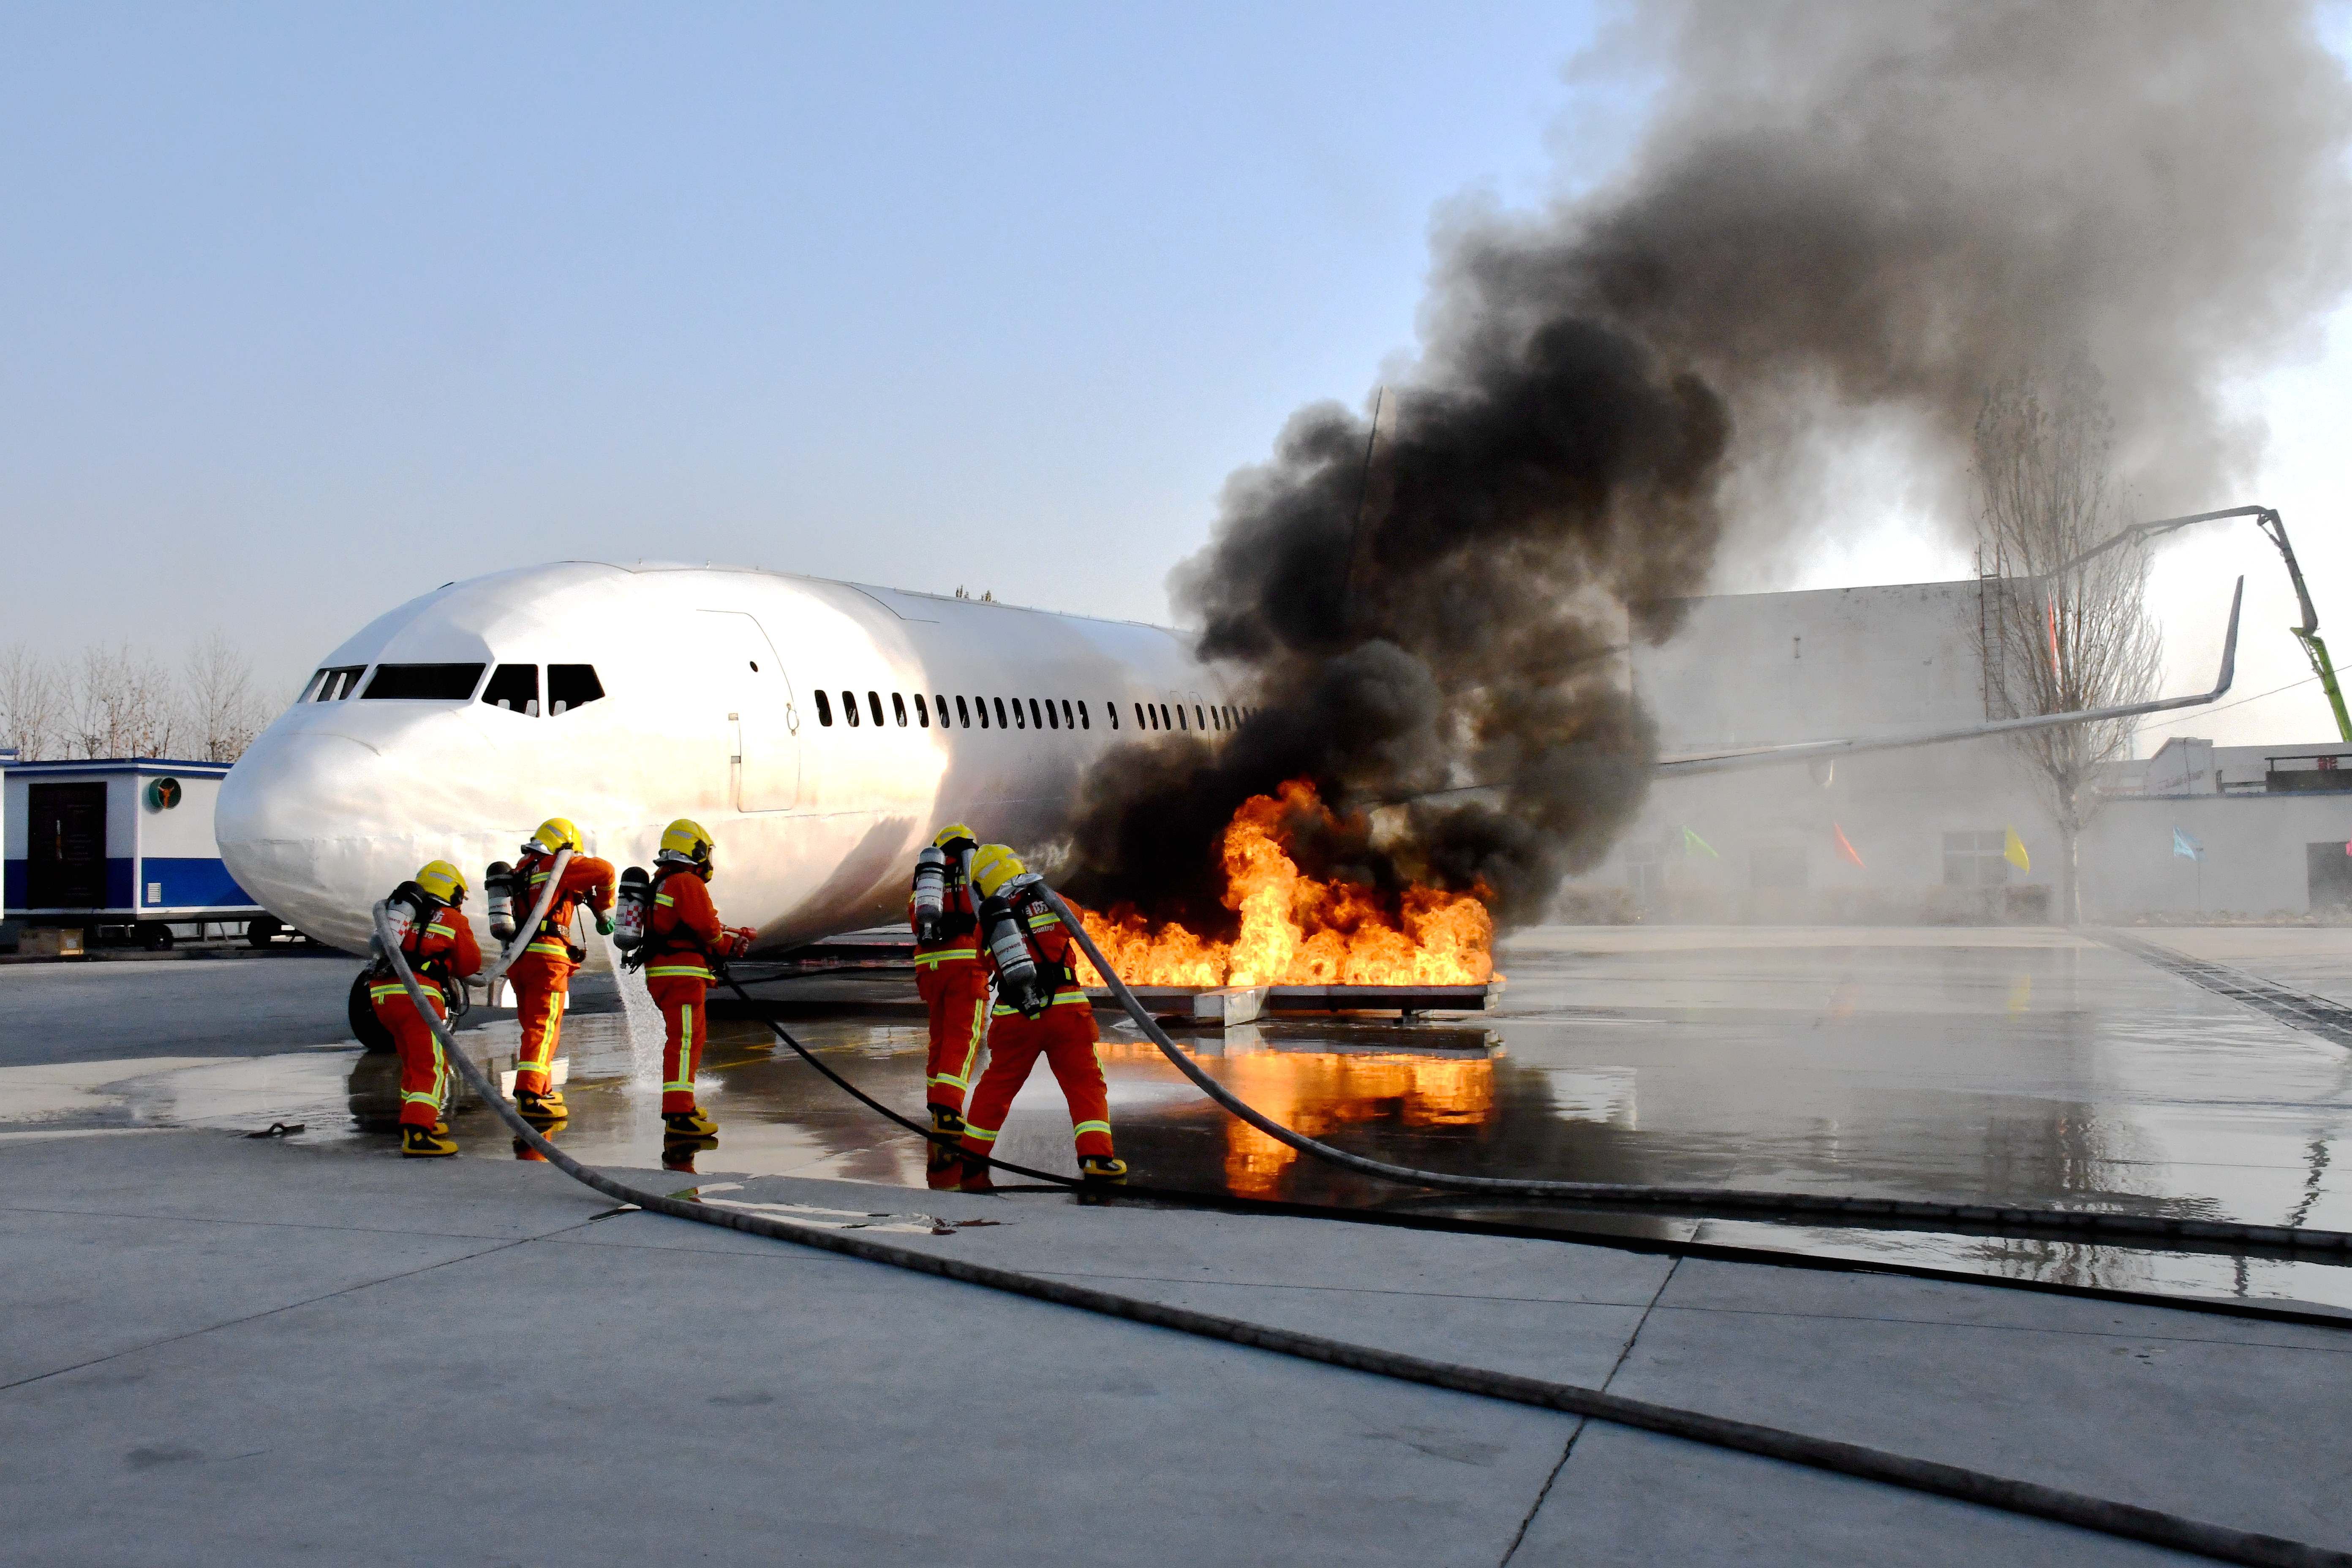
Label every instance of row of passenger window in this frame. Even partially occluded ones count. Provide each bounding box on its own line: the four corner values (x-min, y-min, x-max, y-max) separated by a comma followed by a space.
298, 662, 605, 717
814, 689, 1257, 735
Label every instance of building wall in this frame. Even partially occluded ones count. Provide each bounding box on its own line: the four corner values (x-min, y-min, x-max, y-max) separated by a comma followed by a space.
1575, 577, 2351, 923
2082, 795, 2352, 917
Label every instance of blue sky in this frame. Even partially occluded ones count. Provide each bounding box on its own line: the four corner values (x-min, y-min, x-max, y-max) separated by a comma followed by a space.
4, 2, 2347, 746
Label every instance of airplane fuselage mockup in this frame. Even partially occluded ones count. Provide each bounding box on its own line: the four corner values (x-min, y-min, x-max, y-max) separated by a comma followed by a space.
216, 561, 1242, 956
217, 560, 2241, 957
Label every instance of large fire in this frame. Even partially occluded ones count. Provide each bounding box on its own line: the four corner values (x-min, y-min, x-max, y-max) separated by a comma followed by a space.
1070, 781, 1494, 988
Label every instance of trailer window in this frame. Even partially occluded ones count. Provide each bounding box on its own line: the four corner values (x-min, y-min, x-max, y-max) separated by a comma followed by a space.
481, 664, 538, 714
363, 663, 485, 701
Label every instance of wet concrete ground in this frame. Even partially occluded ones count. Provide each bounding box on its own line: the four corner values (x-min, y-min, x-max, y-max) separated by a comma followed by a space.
10, 924, 2352, 1312
8, 924, 2352, 1563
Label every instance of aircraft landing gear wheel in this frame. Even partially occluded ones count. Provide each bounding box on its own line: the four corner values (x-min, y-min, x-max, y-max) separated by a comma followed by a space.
139, 922, 175, 952
349, 971, 395, 1054
247, 915, 281, 949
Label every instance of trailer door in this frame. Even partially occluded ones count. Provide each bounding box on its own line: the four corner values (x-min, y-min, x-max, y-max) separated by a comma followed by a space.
28, 783, 108, 909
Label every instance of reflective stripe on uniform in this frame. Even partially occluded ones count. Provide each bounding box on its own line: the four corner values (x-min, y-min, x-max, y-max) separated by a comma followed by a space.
912, 947, 980, 968
521, 991, 564, 1068
645, 964, 710, 980
928, 991, 988, 1091
664, 1004, 697, 1094
401, 1040, 449, 1108
654, 893, 674, 908
1071, 1120, 1111, 1140
960, 1119, 1000, 1143
995, 988, 1090, 1015
525, 939, 572, 958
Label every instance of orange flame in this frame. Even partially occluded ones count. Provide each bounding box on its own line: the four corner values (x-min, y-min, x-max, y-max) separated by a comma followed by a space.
1071, 780, 1494, 988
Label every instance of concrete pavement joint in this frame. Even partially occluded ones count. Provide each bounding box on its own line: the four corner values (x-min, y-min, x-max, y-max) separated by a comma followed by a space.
1640, 1301, 2352, 1351
1010, 1267, 1659, 1310
0, 1217, 602, 1396
0, 1200, 601, 1246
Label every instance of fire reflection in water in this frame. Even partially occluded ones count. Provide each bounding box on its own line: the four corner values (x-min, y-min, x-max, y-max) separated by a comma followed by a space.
1209, 1047, 1496, 1197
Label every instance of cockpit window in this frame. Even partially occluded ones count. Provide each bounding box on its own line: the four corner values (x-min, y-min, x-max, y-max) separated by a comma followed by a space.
548, 665, 603, 715
482, 664, 538, 714
308, 666, 366, 702
362, 663, 486, 701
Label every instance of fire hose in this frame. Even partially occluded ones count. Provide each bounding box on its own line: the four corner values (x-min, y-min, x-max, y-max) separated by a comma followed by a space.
1038, 887, 2352, 1260
477, 847, 574, 992
372, 900, 2348, 1568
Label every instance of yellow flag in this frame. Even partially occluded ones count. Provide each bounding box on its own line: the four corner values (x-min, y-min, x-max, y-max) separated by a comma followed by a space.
2004, 827, 2031, 872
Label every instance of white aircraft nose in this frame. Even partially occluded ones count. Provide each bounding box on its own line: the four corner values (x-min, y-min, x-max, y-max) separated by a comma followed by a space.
219, 728, 425, 952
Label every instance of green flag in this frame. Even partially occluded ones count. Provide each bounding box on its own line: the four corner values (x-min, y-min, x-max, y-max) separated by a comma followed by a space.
1681, 826, 1718, 860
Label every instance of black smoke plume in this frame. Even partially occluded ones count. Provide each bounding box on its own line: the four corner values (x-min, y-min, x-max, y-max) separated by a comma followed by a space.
1064, 0, 2352, 928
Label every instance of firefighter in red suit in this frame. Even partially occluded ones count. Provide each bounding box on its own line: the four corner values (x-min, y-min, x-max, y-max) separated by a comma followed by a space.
504, 816, 614, 1126
642, 818, 754, 1142
367, 860, 482, 1157
955, 845, 1126, 1190
909, 823, 989, 1187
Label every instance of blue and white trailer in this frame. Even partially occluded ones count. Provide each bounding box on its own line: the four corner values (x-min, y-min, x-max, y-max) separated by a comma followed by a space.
3, 758, 272, 949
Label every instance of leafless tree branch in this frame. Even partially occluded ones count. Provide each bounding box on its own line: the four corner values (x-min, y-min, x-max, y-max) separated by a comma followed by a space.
1970, 360, 2162, 923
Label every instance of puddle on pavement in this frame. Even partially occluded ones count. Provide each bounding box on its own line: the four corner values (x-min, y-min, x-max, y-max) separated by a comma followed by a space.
79, 934, 2352, 1315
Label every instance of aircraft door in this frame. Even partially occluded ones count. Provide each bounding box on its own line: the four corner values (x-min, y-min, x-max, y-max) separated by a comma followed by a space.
697, 610, 800, 812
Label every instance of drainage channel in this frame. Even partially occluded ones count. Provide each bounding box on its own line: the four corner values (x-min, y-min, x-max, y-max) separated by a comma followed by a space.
2099, 931, 2352, 1049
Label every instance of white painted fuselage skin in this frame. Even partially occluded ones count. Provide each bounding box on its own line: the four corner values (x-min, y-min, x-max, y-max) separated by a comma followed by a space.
216, 562, 1236, 958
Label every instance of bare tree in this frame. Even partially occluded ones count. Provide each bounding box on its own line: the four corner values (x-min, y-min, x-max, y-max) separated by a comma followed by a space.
0, 643, 61, 760
1971, 362, 2162, 923
185, 632, 265, 762
67, 642, 184, 760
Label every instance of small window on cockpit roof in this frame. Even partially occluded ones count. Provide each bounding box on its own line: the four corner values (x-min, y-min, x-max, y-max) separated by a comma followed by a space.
363, 663, 485, 701
482, 664, 538, 714
549, 665, 602, 715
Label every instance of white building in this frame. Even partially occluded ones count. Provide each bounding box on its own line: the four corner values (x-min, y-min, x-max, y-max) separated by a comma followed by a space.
1577, 580, 2352, 922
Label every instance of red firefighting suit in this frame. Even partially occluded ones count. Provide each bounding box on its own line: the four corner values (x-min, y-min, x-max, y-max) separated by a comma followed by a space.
506, 849, 615, 1097
910, 871, 989, 1118
369, 904, 483, 1130
644, 866, 750, 1116
958, 887, 1114, 1168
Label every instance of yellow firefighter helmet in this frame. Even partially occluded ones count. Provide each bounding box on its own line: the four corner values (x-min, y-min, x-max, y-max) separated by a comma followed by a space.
658, 818, 716, 871
932, 822, 977, 851
414, 860, 468, 907
525, 817, 581, 856
969, 843, 1032, 900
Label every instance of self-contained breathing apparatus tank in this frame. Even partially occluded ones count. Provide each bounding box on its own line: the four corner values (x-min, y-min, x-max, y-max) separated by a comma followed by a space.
376, 880, 433, 959
611, 866, 653, 969
979, 879, 1049, 1018
485, 861, 518, 944
910, 846, 948, 944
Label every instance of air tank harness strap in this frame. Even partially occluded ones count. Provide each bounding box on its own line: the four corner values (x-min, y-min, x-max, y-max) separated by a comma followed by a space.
482, 847, 572, 988
369, 902, 2349, 1568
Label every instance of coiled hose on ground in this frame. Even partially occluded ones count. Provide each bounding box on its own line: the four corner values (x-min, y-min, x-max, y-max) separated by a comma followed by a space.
371, 900, 2347, 1568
